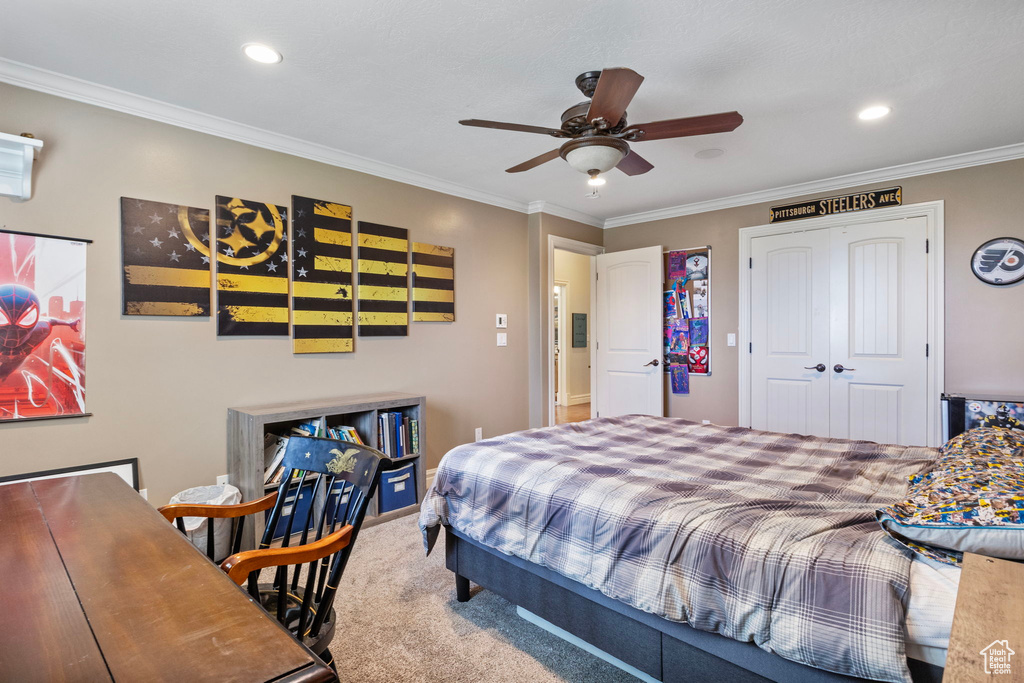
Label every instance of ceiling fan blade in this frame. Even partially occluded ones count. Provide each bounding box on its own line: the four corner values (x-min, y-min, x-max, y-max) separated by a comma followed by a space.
624, 111, 743, 141
505, 149, 562, 173
587, 68, 645, 129
616, 150, 654, 176
460, 119, 566, 137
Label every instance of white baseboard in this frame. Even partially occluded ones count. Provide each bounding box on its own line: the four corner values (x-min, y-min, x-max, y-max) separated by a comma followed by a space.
516, 607, 658, 683
568, 394, 590, 406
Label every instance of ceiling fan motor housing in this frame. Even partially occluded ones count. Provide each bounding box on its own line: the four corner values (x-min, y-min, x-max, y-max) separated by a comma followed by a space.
574, 71, 603, 98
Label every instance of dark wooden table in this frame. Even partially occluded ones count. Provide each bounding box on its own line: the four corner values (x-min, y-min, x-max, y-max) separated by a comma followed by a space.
0, 473, 337, 683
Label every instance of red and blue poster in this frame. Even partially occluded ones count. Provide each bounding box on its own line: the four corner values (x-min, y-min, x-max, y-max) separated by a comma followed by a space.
670, 364, 689, 394
0, 229, 88, 421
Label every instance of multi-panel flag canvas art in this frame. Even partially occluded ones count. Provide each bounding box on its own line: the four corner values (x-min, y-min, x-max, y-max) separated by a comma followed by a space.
411, 243, 454, 322
356, 222, 408, 337
215, 196, 289, 336
291, 195, 355, 353
1, 230, 87, 421
121, 197, 212, 316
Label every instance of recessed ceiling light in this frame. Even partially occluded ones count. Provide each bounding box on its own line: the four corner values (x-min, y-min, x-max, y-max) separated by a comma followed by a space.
243, 43, 282, 64
694, 148, 725, 160
858, 105, 891, 121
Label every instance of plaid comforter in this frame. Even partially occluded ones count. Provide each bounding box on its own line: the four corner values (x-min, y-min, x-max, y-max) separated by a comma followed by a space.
420, 416, 938, 683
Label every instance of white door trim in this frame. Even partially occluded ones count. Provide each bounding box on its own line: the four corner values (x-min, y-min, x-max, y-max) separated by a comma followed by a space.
738, 200, 945, 446
554, 279, 569, 406
548, 235, 604, 427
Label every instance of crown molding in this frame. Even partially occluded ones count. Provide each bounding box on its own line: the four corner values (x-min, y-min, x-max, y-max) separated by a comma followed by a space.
527, 200, 603, 228
0, 57, 533, 215
6, 58, 1019, 233
603, 141, 1024, 229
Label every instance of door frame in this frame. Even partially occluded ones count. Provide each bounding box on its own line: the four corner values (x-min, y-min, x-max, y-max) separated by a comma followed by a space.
553, 279, 569, 407
737, 200, 945, 446
548, 235, 604, 426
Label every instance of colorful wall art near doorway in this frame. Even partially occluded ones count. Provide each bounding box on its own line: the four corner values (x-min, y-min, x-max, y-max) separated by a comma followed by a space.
0, 229, 89, 421
664, 246, 711, 376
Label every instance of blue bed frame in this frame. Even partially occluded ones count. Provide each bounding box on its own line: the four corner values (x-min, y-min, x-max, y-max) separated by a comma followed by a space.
445, 527, 944, 683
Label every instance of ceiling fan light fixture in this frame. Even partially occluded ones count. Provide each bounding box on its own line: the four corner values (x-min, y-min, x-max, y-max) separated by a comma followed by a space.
587, 173, 606, 186
560, 138, 628, 176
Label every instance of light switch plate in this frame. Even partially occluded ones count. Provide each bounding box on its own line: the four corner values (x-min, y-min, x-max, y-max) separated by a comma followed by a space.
496, 314, 508, 328
497, 332, 507, 346
727, 333, 736, 347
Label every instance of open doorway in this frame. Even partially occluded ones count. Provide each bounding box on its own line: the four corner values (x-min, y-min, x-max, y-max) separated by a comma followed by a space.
552, 250, 593, 424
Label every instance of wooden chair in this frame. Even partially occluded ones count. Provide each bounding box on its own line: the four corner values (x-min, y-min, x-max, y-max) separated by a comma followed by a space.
159, 435, 387, 667
158, 491, 278, 562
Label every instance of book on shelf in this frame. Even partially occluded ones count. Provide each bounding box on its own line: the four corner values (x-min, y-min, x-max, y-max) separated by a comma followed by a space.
372, 411, 419, 458
291, 416, 326, 438
264, 434, 289, 484
326, 425, 366, 445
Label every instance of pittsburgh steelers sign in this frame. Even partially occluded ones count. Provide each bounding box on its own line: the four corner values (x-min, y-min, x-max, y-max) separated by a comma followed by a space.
769, 187, 901, 223
971, 237, 1024, 286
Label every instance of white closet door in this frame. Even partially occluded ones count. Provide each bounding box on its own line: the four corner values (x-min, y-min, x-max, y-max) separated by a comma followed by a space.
750, 230, 831, 436
829, 217, 929, 445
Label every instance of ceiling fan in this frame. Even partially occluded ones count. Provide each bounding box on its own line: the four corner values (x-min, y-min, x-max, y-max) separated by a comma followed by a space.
460, 68, 743, 183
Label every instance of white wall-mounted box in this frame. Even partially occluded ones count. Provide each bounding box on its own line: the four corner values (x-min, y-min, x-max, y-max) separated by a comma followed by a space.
0, 131, 44, 201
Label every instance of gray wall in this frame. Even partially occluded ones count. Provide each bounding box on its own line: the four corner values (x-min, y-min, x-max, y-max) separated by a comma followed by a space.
604, 159, 1024, 425
0, 83, 531, 505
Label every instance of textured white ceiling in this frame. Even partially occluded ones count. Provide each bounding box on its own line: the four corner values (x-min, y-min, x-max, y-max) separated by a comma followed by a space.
3, 0, 1023, 222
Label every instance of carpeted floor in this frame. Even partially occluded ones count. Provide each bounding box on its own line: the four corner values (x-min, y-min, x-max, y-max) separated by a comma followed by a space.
321, 514, 635, 682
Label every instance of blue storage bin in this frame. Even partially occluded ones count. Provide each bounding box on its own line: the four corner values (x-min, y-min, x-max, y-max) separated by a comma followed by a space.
265, 480, 313, 540
378, 462, 417, 513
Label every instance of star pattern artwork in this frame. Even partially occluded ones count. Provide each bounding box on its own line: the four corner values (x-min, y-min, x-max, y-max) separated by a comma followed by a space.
291, 195, 354, 353
356, 222, 408, 337
120, 197, 211, 316
214, 196, 289, 336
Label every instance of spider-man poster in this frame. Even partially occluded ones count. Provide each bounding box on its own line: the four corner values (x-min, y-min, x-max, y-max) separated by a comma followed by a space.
0, 230, 87, 421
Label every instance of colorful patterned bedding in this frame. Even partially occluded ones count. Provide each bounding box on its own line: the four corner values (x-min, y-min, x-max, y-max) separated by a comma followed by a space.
420, 416, 937, 683
877, 428, 1024, 565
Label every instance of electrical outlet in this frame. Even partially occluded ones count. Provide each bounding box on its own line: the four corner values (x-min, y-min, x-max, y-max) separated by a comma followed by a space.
139, 488, 148, 501
474, 427, 483, 441
216, 474, 229, 486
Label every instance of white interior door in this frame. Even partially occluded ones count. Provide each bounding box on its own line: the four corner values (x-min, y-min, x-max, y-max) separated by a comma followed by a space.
748, 216, 930, 445
750, 229, 832, 435
594, 246, 664, 418
829, 217, 929, 445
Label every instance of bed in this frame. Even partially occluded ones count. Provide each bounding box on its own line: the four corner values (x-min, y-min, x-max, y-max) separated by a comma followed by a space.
420, 415, 955, 683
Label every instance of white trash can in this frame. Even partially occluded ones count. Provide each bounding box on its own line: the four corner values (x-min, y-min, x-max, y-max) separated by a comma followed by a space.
167, 483, 241, 560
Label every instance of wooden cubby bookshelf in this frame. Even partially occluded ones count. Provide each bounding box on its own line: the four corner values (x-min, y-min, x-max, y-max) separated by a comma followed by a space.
227, 392, 426, 550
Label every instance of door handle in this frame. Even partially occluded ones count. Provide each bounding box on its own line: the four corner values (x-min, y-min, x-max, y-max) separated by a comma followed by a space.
833, 364, 856, 373
643, 359, 660, 367
803, 364, 827, 373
